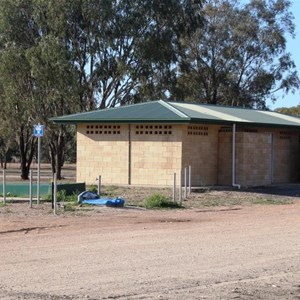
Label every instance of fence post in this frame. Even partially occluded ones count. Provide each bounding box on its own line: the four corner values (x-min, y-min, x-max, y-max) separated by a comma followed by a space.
98, 175, 101, 197
37, 134, 41, 205
2, 169, 6, 205
188, 165, 192, 195
53, 173, 57, 215
179, 169, 182, 206
29, 170, 33, 208
184, 167, 187, 199
173, 173, 176, 203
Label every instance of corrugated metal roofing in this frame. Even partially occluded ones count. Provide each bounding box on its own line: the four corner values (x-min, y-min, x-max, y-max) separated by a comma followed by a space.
51, 101, 189, 123
171, 102, 300, 127
51, 100, 300, 128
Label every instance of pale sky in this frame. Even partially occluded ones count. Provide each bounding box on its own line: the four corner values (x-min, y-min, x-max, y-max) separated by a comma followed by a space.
267, 0, 300, 110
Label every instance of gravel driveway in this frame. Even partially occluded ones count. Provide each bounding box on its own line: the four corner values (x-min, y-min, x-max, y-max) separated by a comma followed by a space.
0, 199, 300, 299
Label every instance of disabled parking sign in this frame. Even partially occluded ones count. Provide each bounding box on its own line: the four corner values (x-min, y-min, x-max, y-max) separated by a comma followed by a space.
34, 124, 44, 137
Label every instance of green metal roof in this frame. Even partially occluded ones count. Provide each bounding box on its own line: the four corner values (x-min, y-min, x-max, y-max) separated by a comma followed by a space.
51, 100, 300, 128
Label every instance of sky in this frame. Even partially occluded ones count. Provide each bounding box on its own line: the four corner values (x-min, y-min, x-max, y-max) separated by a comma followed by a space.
267, 0, 300, 110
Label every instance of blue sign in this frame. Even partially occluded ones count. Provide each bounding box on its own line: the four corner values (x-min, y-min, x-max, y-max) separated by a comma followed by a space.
34, 124, 44, 137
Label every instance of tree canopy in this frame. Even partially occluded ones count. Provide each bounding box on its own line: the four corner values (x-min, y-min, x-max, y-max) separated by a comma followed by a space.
275, 105, 300, 117
170, 0, 299, 108
0, 0, 299, 178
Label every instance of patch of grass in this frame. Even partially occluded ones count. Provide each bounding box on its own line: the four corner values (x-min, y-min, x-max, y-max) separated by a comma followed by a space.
88, 185, 98, 194
102, 185, 119, 197
57, 190, 67, 202
252, 197, 294, 205
0, 192, 18, 197
43, 193, 52, 202
144, 193, 182, 209
65, 192, 78, 202
6, 192, 17, 197
63, 202, 76, 212
198, 198, 243, 207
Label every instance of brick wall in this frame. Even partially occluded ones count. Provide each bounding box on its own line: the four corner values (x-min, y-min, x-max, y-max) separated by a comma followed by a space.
218, 128, 300, 186
236, 132, 272, 186
77, 123, 183, 186
76, 124, 129, 185
130, 124, 182, 186
182, 124, 220, 186
272, 129, 300, 183
76, 123, 300, 186
218, 131, 232, 185
218, 131, 272, 186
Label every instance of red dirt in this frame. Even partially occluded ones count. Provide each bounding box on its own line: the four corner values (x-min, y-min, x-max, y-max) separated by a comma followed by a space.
0, 201, 300, 299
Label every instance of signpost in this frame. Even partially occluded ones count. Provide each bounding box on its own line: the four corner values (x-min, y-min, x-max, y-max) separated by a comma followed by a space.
34, 123, 44, 204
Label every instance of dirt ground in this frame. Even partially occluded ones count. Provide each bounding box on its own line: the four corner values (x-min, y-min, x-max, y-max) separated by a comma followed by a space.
1, 192, 300, 299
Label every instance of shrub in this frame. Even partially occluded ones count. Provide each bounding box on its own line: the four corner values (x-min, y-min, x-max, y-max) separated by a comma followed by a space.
57, 190, 67, 202
144, 193, 181, 209
63, 202, 76, 212
88, 185, 98, 194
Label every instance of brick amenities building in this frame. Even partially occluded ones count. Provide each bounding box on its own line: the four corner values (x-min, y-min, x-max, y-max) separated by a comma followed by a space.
52, 101, 300, 187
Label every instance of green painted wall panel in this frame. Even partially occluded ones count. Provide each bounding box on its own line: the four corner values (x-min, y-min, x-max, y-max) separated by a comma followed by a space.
0, 183, 51, 197
0, 183, 86, 197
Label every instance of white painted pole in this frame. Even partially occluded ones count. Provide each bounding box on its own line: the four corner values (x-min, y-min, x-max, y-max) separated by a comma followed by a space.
173, 173, 176, 203
98, 175, 101, 197
179, 170, 182, 206
184, 167, 187, 199
188, 165, 192, 195
3, 169, 6, 204
53, 172, 57, 215
37, 132, 41, 204
29, 170, 33, 208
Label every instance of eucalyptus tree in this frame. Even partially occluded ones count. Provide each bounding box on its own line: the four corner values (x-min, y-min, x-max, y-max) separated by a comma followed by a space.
0, 0, 39, 179
0, 88, 17, 168
46, 0, 204, 110
26, 34, 81, 179
0, 0, 204, 179
171, 0, 299, 108
275, 105, 300, 117
0, 0, 79, 179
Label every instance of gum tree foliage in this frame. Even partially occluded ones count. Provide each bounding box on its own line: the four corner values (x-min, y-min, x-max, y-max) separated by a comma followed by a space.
0, 0, 38, 179
275, 105, 300, 117
0, 0, 203, 179
170, 0, 299, 108
0, 85, 17, 168
49, 0, 204, 109
0, 0, 80, 179
26, 35, 81, 180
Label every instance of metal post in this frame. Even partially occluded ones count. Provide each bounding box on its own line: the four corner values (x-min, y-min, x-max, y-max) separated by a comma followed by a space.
98, 175, 101, 197
188, 165, 192, 195
3, 169, 6, 204
29, 170, 33, 208
53, 172, 57, 215
184, 167, 187, 199
128, 124, 131, 185
173, 173, 176, 203
179, 170, 182, 206
37, 133, 41, 204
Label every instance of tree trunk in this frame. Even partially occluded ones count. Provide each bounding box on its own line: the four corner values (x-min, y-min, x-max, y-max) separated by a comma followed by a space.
3, 154, 7, 169
49, 142, 56, 175
49, 127, 65, 180
19, 127, 36, 180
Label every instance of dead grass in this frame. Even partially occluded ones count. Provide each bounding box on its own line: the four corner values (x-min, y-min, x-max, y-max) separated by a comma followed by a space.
1, 163, 299, 210
100, 185, 297, 209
